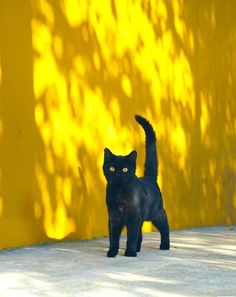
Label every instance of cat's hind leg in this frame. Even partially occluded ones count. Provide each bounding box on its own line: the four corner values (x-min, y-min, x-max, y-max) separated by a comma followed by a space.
152, 209, 170, 250
136, 225, 143, 252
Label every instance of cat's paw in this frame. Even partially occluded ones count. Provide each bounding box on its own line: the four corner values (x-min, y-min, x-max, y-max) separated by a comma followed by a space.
160, 242, 170, 250
107, 249, 118, 257
124, 249, 137, 257
136, 243, 142, 252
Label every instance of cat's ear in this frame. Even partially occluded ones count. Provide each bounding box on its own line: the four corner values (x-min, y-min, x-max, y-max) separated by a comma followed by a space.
104, 148, 113, 162
127, 150, 137, 163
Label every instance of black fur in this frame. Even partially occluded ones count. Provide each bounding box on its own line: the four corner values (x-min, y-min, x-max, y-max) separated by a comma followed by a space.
103, 115, 170, 257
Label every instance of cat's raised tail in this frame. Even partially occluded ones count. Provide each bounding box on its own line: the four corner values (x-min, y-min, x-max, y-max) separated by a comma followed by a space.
135, 115, 158, 181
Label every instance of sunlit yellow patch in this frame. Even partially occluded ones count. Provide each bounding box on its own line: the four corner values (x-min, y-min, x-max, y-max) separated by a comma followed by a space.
61, 0, 87, 27
93, 51, 101, 71
74, 56, 86, 76
35, 165, 75, 239
153, 0, 167, 28
31, 0, 54, 28
142, 222, 153, 232
121, 74, 132, 98
34, 104, 44, 126
201, 95, 210, 138
110, 98, 120, 122
53, 35, 63, 60
173, 0, 185, 39
209, 162, 215, 177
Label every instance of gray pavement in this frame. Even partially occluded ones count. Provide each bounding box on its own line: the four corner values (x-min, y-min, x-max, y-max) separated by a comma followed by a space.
0, 226, 235, 297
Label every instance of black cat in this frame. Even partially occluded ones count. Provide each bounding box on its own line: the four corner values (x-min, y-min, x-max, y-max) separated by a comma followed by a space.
103, 115, 170, 257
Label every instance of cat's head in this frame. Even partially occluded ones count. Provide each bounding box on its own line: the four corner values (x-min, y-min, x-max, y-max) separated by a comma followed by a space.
102, 148, 137, 185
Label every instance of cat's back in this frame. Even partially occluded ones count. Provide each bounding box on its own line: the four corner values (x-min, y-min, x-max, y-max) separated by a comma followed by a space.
138, 176, 161, 194
138, 177, 163, 220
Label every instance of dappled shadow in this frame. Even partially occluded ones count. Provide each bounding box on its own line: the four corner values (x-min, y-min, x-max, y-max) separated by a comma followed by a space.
0, 0, 236, 248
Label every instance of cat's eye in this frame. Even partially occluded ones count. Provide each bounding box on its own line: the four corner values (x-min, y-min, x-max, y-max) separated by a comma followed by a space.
122, 167, 128, 173
109, 166, 115, 172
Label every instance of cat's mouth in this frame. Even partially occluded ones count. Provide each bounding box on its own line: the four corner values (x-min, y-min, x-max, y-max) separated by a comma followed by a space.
111, 177, 124, 184
110, 176, 131, 185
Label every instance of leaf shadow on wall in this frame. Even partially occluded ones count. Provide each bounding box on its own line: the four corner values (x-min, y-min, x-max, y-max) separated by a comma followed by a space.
0, 0, 236, 248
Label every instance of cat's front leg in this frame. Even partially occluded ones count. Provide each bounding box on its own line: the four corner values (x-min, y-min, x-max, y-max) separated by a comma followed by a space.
107, 217, 124, 258
125, 219, 142, 257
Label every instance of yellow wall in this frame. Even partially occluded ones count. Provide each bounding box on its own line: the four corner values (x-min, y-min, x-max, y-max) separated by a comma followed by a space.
0, 0, 236, 249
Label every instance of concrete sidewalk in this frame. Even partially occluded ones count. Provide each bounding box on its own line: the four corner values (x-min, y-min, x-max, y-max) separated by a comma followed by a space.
0, 226, 235, 297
